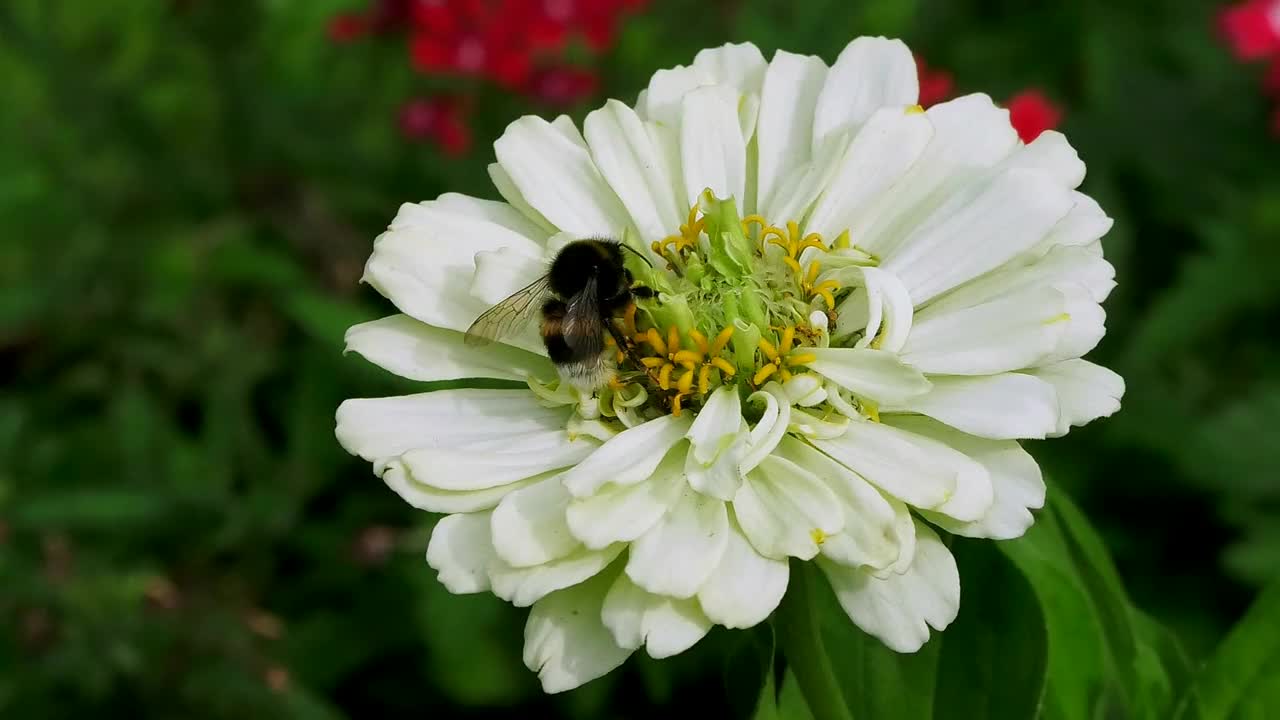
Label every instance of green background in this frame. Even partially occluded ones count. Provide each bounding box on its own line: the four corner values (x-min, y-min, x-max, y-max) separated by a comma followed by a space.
3, 0, 1280, 717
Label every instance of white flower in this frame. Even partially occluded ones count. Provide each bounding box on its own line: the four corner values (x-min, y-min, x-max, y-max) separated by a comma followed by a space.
336, 37, 1125, 693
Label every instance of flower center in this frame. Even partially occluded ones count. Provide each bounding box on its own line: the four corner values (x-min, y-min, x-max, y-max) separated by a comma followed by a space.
588, 192, 879, 420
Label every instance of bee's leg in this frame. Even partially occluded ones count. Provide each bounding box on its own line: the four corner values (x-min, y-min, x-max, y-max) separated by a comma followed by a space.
630, 285, 656, 300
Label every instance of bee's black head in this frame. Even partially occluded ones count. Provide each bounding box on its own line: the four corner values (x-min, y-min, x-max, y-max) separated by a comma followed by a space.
548, 238, 626, 300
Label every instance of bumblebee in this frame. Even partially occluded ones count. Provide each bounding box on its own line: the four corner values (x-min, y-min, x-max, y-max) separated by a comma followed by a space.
464, 238, 654, 389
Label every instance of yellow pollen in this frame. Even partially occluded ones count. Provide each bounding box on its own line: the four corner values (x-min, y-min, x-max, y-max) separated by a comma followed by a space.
710, 325, 735, 355
906, 104, 925, 115
623, 303, 638, 336
753, 363, 778, 386
780, 326, 796, 354
645, 328, 666, 355
699, 364, 712, 395
658, 363, 674, 390
806, 261, 822, 285
640, 356, 666, 368
817, 288, 837, 310
671, 392, 688, 417
786, 353, 817, 366
676, 369, 695, 394
689, 328, 708, 353
810, 528, 827, 545
673, 350, 702, 367
782, 255, 802, 274
758, 338, 779, 362
667, 325, 681, 354
710, 357, 736, 376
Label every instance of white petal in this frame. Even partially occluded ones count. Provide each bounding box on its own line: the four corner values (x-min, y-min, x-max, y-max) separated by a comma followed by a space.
335, 389, 569, 462
1038, 284, 1106, 365
740, 383, 791, 474
362, 197, 544, 344
883, 168, 1075, 304
697, 515, 789, 628
429, 192, 553, 242
685, 384, 744, 464
777, 437, 899, 570
891, 416, 1045, 540
602, 573, 712, 658
490, 543, 624, 607
806, 107, 933, 242
833, 266, 914, 353
584, 100, 683, 245
684, 386, 749, 501
680, 85, 747, 206
756, 51, 828, 214
1029, 192, 1114, 256
927, 244, 1117, 315
643, 42, 767, 127
562, 415, 692, 497
888, 373, 1060, 441
805, 347, 932, 405
819, 521, 959, 653
811, 37, 919, 154
884, 498, 918, 574
1001, 130, 1085, 188
523, 570, 632, 693
733, 455, 844, 560
491, 475, 578, 568
901, 285, 1069, 375
383, 461, 538, 514
565, 451, 685, 549
488, 162, 556, 235
425, 512, 498, 594
345, 314, 553, 382
626, 487, 729, 598
1027, 359, 1125, 437
402, 430, 598, 491
470, 245, 547, 307
855, 94, 1020, 258
494, 116, 630, 238
811, 420, 990, 520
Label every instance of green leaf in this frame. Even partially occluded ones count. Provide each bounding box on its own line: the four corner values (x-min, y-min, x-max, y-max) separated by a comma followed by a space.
1174, 578, 1280, 720
724, 623, 777, 720
777, 560, 940, 720
934, 540, 1049, 719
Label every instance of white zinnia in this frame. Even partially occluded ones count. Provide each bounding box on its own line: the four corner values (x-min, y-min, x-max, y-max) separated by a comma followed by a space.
336, 36, 1125, 693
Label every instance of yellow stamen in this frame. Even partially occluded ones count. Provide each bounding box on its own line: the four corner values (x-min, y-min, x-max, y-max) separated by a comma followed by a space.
834, 229, 851, 249
673, 350, 703, 367
797, 236, 826, 254
676, 369, 695, 394
689, 329, 708, 353
786, 353, 817, 366
782, 255, 802, 274
752, 363, 778, 386
817, 289, 837, 310
616, 350, 625, 363
814, 279, 841, 294
640, 356, 666, 368
710, 357, 736, 376
698, 364, 712, 395
658, 363, 674, 390
710, 325, 735, 355
758, 338, 779, 361
806, 261, 822, 285
667, 325, 681, 354
623, 303, 638, 335
671, 393, 687, 417
608, 376, 627, 390
741, 214, 769, 232
645, 328, 666, 355
787, 221, 801, 253
906, 104, 925, 115
870, 334, 884, 350
763, 227, 790, 252
780, 326, 796, 354
780, 367, 793, 381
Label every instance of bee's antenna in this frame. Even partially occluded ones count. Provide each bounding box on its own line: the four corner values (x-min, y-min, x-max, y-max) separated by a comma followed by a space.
617, 242, 654, 268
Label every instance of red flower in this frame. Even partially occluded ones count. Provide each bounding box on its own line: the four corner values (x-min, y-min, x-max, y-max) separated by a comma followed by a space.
915, 54, 954, 107
409, 0, 534, 87
399, 96, 472, 155
1218, 0, 1280, 60
328, 13, 368, 43
1265, 56, 1280, 95
1006, 90, 1063, 143
526, 64, 599, 106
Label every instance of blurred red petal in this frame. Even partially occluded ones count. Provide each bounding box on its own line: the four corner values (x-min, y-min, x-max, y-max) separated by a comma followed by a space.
409, 32, 456, 72
327, 13, 368, 43
1218, 0, 1280, 60
489, 49, 533, 87
399, 98, 443, 140
528, 65, 599, 106
915, 54, 955, 107
1007, 89, 1063, 143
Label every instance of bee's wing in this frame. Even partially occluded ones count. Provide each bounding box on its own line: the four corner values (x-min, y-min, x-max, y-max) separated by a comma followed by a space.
463, 274, 552, 347
561, 275, 606, 359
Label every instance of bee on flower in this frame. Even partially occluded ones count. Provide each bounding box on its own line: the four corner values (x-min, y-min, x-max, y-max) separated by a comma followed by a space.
336, 37, 1124, 693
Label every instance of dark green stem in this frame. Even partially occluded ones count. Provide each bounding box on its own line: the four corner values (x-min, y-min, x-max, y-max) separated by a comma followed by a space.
775, 561, 856, 720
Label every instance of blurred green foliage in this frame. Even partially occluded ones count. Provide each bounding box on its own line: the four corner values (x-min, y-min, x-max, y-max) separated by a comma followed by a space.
3, 0, 1280, 717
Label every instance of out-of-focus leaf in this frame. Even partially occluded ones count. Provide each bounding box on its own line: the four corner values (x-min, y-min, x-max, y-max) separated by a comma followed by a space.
1174, 579, 1280, 720
934, 540, 1048, 719
724, 623, 775, 720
